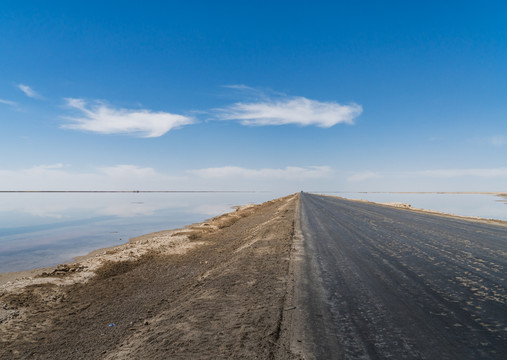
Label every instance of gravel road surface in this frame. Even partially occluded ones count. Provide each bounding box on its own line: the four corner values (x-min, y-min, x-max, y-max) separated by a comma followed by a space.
297, 193, 507, 359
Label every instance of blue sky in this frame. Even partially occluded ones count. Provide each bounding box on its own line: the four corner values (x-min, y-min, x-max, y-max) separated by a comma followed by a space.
0, 0, 506, 192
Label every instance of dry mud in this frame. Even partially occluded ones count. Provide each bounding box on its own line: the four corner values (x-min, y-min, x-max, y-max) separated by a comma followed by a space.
0, 194, 300, 359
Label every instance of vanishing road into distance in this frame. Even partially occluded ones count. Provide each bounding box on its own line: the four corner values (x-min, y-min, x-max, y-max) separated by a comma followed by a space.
297, 193, 507, 359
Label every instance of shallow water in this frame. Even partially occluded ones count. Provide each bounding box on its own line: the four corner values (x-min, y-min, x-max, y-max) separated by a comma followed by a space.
0, 192, 283, 273
321, 192, 507, 221
1, 192, 506, 273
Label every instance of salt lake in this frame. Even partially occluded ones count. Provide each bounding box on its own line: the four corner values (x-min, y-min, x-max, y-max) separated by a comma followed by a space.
0, 191, 505, 273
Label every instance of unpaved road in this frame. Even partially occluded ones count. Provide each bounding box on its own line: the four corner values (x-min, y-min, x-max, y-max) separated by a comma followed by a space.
296, 193, 507, 359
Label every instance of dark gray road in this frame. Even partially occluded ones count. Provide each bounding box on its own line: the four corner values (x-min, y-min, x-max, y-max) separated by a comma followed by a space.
297, 193, 507, 359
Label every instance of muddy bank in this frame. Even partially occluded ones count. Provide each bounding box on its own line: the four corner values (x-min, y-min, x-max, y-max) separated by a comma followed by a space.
0, 194, 300, 359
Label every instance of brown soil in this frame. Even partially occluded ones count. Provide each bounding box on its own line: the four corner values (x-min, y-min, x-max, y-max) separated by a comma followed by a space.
0, 194, 300, 359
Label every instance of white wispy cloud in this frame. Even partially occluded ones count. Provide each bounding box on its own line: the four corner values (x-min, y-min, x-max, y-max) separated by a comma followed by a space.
62, 98, 194, 138
416, 168, 507, 178
31, 163, 67, 170
350, 168, 507, 181
216, 87, 362, 127
221, 84, 281, 101
98, 164, 159, 178
0, 163, 333, 193
189, 166, 332, 179
347, 171, 382, 182
223, 84, 256, 91
17, 84, 43, 99
0, 164, 182, 191
0, 99, 18, 106
489, 135, 506, 147
0, 164, 188, 217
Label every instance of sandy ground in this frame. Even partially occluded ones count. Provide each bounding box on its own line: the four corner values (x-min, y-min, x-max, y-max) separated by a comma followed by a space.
0, 194, 300, 359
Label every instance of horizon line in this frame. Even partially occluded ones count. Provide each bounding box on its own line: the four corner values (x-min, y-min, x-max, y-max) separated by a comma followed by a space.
0, 190, 270, 193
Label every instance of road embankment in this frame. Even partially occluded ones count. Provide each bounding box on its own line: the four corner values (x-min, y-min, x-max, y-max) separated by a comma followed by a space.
1, 194, 299, 359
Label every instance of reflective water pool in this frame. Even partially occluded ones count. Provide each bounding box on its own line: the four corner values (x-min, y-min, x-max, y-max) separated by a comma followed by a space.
321, 192, 507, 221
1, 191, 505, 273
0, 192, 284, 273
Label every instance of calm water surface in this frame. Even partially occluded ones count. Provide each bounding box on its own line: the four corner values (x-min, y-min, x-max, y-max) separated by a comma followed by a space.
0, 192, 284, 273
1, 192, 506, 273
322, 192, 507, 220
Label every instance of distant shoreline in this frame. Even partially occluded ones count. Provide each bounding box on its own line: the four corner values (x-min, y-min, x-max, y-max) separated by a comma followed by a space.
1, 190, 504, 195
320, 193, 507, 226
316, 191, 506, 195
0, 190, 264, 193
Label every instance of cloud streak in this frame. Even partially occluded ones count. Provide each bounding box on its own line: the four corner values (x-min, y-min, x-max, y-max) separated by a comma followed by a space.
98, 164, 159, 178
348, 167, 507, 182
0, 163, 332, 192
17, 84, 43, 99
415, 168, 507, 178
189, 166, 332, 179
347, 171, 382, 182
0, 164, 181, 191
0, 99, 18, 107
489, 135, 506, 147
62, 98, 194, 138
216, 91, 362, 127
